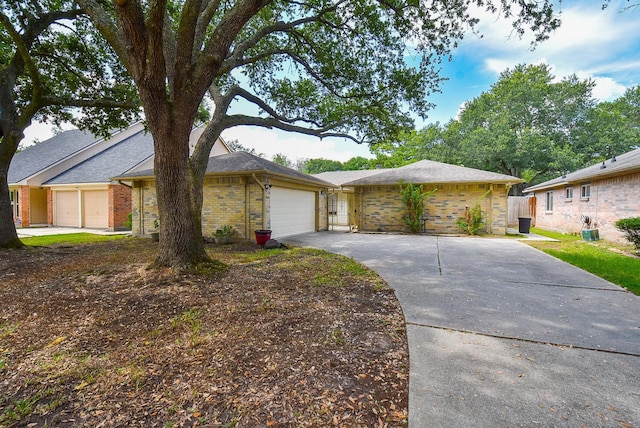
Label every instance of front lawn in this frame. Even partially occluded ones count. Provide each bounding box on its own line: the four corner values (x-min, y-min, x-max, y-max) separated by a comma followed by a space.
526, 228, 640, 295
20, 232, 128, 246
0, 238, 408, 427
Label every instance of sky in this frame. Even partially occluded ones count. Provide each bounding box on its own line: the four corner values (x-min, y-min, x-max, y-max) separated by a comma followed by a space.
23, 0, 640, 163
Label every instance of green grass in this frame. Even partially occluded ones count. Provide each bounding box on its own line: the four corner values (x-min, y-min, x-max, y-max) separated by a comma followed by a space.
20, 233, 127, 247
527, 228, 640, 295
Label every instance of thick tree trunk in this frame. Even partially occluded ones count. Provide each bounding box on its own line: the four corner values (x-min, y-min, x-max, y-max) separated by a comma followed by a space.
151, 118, 210, 268
0, 133, 23, 249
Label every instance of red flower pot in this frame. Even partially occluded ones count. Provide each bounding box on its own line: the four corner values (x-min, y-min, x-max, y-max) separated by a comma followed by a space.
255, 229, 272, 245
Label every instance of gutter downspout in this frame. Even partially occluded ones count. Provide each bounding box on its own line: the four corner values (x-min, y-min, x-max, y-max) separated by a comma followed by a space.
252, 173, 270, 230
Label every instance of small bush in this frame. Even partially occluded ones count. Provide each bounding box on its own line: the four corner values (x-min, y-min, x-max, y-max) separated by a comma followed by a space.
124, 212, 132, 230
457, 204, 484, 235
615, 217, 640, 250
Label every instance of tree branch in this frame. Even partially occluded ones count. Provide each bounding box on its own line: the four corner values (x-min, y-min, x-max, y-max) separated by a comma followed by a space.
222, 114, 365, 144
193, 0, 222, 55
41, 96, 140, 110
75, 0, 129, 70
230, 86, 328, 128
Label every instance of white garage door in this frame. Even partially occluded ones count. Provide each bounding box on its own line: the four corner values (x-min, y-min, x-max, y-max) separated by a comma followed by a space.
270, 187, 316, 237
55, 191, 79, 227
83, 190, 109, 228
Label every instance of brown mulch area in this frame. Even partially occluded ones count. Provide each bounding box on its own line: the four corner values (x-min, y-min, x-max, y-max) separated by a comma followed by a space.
0, 238, 408, 427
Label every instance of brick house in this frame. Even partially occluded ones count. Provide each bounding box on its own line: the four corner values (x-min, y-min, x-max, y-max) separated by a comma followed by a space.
524, 148, 640, 242
115, 151, 331, 240
313, 169, 391, 229
8, 122, 229, 230
320, 160, 522, 235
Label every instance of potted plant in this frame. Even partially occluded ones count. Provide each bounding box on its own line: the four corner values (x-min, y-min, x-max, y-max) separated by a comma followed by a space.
213, 225, 235, 244
254, 229, 272, 245
151, 219, 160, 242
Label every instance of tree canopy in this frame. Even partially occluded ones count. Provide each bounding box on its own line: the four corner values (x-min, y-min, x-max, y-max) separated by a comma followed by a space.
0, 0, 139, 248
374, 64, 603, 194
75, 0, 564, 267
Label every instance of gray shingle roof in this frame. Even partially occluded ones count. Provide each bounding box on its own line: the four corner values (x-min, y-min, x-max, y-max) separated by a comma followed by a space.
342, 159, 522, 186
313, 169, 391, 187
46, 130, 154, 184
524, 148, 640, 193
115, 151, 332, 187
8, 130, 99, 183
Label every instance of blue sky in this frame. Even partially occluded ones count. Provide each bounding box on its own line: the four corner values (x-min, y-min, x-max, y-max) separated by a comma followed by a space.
24, 0, 640, 162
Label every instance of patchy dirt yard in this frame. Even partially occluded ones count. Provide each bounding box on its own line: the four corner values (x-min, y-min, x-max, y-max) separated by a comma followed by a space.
0, 238, 408, 427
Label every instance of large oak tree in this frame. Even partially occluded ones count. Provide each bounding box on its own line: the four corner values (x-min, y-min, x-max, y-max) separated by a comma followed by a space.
0, 0, 139, 248
76, 0, 563, 267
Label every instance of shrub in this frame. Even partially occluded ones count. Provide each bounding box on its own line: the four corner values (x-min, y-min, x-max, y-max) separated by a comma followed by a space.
399, 180, 436, 233
456, 204, 484, 235
124, 212, 132, 230
615, 217, 640, 250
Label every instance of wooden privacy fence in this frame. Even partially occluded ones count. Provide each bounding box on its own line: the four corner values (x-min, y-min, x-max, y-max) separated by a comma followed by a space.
508, 196, 536, 227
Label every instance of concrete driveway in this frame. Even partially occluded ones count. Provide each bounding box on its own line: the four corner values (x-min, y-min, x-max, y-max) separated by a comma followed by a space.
283, 232, 640, 427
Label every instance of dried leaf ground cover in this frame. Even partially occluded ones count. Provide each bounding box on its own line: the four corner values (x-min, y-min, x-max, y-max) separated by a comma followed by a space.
0, 239, 408, 427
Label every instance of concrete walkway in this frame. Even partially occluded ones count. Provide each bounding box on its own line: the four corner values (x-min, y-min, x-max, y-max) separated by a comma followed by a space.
283, 232, 640, 427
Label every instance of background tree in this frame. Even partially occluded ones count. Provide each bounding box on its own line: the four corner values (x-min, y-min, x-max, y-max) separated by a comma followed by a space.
77, 0, 562, 267
271, 153, 293, 168
574, 85, 640, 163
0, 0, 140, 249
454, 64, 595, 193
301, 158, 344, 174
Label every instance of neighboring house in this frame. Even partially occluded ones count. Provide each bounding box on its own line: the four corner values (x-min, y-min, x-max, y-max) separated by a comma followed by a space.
114, 151, 332, 240
524, 148, 640, 243
8, 122, 229, 230
313, 169, 390, 228
330, 160, 522, 235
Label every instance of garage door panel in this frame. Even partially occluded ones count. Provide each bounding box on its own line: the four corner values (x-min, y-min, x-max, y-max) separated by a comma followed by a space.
270, 188, 315, 237
83, 190, 109, 228
55, 191, 79, 227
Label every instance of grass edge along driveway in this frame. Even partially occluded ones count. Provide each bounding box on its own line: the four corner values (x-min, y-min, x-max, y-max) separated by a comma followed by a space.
524, 227, 640, 296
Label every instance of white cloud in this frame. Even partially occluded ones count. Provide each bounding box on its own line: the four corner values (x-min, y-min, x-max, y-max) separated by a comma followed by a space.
588, 75, 628, 101
221, 127, 373, 162
457, 1, 640, 100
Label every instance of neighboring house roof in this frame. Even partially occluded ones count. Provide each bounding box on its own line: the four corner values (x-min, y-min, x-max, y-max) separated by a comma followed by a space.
342, 159, 522, 186
115, 151, 333, 188
313, 169, 391, 187
46, 129, 154, 185
8, 129, 99, 183
524, 148, 640, 193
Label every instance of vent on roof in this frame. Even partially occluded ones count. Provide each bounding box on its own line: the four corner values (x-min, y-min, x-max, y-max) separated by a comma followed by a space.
611, 155, 617, 162
600, 161, 606, 169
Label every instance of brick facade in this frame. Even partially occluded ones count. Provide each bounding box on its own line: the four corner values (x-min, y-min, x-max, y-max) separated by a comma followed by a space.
109, 184, 132, 229
533, 172, 640, 243
18, 185, 30, 227
131, 175, 327, 239
353, 183, 509, 234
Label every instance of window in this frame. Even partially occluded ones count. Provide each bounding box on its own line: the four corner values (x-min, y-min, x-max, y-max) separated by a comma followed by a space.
581, 184, 591, 200
10, 190, 19, 218
328, 193, 337, 216
565, 187, 573, 200
545, 191, 554, 212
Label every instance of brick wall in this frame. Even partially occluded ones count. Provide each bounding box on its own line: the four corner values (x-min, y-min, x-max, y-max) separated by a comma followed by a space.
47, 188, 53, 225
133, 175, 327, 239
133, 177, 266, 239
354, 183, 509, 235
18, 185, 30, 227
201, 176, 264, 239
533, 172, 640, 243
109, 184, 132, 230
